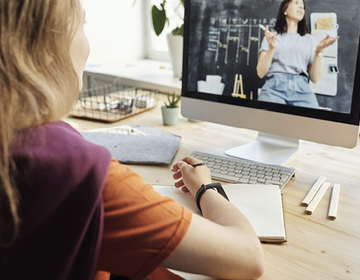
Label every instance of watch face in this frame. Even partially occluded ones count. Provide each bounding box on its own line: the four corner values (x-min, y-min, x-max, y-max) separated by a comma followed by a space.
196, 183, 230, 212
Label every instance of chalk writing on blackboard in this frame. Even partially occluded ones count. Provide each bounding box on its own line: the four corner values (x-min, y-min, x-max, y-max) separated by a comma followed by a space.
208, 17, 276, 65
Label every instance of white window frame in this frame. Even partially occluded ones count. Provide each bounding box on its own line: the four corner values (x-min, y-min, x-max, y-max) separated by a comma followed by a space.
144, 0, 183, 61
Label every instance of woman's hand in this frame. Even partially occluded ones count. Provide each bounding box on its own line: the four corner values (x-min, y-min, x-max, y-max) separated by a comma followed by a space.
310, 35, 339, 83
316, 35, 339, 54
256, 26, 277, 78
264, 25, 278, 49
171, 156, 212, 197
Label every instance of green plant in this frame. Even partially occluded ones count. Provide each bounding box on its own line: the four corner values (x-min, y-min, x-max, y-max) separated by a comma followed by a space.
151, 0, 184, 36
164, 92, 181, 108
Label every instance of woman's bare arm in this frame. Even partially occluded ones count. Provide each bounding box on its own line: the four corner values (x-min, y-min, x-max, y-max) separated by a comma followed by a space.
257, 26, 277, 79
162, 158, 265, 280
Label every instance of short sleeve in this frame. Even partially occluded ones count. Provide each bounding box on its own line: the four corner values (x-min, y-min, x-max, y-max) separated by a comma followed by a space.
259, 36, 269, 54
96, 158, 192, 280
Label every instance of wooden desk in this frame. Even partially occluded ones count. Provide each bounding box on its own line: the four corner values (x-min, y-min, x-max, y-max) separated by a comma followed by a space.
66, 100, 360, 280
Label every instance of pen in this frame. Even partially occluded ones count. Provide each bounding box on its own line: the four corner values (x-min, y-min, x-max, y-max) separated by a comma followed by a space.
191, 162, 205, 168
259, 24, 281, 42
171, 162, 205, 172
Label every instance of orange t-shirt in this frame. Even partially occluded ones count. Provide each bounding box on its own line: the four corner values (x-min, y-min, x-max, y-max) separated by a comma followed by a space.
95, 159, 192, 280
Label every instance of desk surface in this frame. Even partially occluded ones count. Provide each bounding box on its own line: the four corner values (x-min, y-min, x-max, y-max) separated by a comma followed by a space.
66, 99, 360, 280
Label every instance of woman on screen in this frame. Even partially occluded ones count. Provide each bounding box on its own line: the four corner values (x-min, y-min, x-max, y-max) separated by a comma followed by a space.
0, 0, 264, 279
256, 0, 338, 108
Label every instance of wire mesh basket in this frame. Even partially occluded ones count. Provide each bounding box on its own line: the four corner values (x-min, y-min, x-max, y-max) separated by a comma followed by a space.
70, 83, 158, 123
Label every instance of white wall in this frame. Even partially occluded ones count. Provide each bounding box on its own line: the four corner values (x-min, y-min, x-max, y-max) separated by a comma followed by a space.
82, 0, 147, 65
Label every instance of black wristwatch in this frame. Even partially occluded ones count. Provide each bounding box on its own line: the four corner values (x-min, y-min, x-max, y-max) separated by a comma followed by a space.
195, 183, 229, 212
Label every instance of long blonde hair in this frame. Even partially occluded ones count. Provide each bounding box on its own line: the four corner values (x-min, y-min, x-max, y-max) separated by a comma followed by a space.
0, 0, 82, 247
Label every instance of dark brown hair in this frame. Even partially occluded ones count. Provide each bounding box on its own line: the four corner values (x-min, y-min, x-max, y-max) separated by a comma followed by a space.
274, 0, 308, 36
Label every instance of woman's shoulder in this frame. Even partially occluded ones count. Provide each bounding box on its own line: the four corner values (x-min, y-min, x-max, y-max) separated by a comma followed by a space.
17, 121, 106, 151
12, 121, 112, 183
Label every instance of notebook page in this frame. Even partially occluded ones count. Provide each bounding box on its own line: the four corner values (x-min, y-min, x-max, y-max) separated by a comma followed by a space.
153, 184, 286, 242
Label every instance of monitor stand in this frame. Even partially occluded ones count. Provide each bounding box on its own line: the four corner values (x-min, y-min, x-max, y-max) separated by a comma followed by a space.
225, 132, 299, 165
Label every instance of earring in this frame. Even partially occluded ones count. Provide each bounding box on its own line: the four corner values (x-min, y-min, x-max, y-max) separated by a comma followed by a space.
284, 12, 287, 15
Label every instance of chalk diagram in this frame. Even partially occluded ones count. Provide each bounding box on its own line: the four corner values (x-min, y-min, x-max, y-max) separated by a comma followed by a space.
207, 17, 276, 65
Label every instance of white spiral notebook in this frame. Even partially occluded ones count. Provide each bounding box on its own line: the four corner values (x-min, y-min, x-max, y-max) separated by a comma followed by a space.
153, 184, 286, 243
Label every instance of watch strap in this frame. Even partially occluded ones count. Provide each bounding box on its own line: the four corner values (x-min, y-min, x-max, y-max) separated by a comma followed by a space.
195, 183, 229, 212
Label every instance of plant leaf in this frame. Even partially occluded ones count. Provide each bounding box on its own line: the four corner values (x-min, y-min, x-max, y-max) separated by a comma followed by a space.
171, 23, 184, 36
165, 92, 180, 108
152, 5, 166, 36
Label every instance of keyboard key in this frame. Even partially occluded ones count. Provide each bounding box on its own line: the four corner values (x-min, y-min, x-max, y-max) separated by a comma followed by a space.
238, 178, 249, 183
211, 172, 240, 182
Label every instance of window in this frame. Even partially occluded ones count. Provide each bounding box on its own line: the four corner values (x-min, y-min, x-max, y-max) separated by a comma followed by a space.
146, 0, 184, 61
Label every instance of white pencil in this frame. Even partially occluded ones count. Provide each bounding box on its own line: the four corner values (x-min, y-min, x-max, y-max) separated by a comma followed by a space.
259, 24, 281, 42
305, 182, 331, 215
328, 184, 340, 220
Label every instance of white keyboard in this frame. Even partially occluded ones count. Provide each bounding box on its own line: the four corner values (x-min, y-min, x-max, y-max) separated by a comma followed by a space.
190, 151, 296, 190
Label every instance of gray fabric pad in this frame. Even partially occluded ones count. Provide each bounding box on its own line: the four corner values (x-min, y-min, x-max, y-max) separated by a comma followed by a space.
82, 125, 181, 165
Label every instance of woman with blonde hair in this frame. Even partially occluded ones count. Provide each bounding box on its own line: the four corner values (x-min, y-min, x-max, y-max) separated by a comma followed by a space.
0, 1, 264, 279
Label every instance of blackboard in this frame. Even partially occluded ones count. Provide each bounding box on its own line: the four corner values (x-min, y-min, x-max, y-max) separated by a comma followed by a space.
185, 0, 360, 113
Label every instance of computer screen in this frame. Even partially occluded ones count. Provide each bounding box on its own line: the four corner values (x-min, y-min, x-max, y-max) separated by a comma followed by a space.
181, 0, 360, 165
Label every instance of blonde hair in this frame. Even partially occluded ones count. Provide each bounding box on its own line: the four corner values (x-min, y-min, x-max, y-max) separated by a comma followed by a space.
0, 0, 82, 246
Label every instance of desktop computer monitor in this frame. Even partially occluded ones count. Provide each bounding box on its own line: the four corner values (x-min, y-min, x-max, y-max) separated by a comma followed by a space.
181, 0, 360, 165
